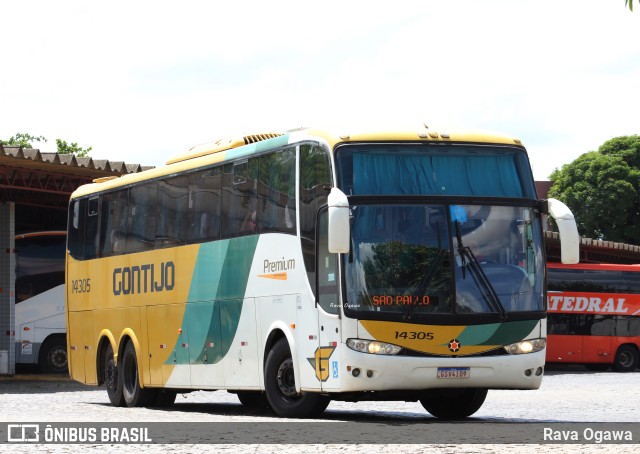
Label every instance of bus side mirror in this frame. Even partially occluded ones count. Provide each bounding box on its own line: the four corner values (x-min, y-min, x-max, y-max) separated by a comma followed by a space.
327, 188, 350, 253
546, 198, 580, 264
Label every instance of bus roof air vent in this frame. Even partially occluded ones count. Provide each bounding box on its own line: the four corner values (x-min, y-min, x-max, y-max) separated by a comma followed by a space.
166, 132, 284, 165
243, 133, 283, 145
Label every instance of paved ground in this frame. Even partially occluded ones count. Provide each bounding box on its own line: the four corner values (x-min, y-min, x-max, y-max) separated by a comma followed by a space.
0, 367, 638, 453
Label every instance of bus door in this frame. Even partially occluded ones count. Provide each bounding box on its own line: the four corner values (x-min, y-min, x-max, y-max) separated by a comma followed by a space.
581, 315, 614, 364
547, 313, 583, 363
314, 210, 341, 391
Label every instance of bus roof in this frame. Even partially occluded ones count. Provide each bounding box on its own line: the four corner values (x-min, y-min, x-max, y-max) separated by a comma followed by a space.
70, 125, 525, 199
548, 262, 640, 272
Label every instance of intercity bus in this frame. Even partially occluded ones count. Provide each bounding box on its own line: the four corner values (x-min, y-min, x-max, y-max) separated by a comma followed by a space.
65, 125, 579, 418
15, 231, 67, 373
547, 263, 640, 372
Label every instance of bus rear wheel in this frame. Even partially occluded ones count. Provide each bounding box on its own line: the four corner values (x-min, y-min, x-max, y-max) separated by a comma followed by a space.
121, 341, 157, 407
613, 345, 639, 372
39, 335, 68, 374
420, 388, 487, 419
104, 342, 125, 407
264, 339, 329, 418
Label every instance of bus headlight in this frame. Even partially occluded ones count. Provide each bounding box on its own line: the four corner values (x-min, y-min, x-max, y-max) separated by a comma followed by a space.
504, 338, 546, 355
347, 338, 402, 355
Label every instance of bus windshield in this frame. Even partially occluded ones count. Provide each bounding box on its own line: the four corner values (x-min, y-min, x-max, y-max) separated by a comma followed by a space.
343, 204, 544, 320
336, 143, 543, 321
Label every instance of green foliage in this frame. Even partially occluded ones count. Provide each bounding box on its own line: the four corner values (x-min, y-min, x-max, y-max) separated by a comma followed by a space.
626, 0, 634, 12
0, 132, 47, 148
549, 136, 640, 244
56, 139, 92, 157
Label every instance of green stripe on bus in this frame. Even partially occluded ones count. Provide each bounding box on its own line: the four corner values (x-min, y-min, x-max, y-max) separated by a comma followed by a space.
167, 236, 259, 365
457, 320, 538, 346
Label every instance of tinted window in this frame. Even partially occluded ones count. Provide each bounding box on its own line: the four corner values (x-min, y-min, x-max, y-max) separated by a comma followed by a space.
128, 183, 157, 253
188, 168, 221, 243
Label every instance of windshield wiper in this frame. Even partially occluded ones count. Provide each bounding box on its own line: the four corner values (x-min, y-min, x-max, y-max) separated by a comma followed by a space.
454, 221, 505, 318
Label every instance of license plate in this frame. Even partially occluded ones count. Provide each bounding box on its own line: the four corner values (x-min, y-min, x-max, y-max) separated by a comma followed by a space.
437, 367, 470, 379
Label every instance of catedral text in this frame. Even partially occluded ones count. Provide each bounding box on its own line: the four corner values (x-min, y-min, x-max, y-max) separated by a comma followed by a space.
112, 262, 175, 296
547, 295, 632, 314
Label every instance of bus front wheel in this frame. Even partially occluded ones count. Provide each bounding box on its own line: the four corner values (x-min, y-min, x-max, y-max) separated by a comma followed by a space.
104, 343, 125, 407
121, 341, 157, 407
613, 345, 639, 372
264, 339, 329, 418
420, 388, 487, 419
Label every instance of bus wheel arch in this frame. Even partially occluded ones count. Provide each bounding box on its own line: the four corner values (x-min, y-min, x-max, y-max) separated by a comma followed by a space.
613, 344, 639, 372
38, 334, 68, 374
420, 388, 488, 420
264, 337, 329, 418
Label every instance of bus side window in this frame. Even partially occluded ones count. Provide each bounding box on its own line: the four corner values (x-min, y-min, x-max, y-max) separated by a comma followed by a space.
84, 196, 100, 260
157, 175, 188, 247
299, 144, 332, 295
127, 183, 158, 253
188, 169, 221, 243
68, 199, 84, 259
99, 190, 129, 257
257, 148, 296, 235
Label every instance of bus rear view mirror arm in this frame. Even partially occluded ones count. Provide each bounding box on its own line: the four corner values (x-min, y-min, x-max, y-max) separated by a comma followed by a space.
546, 198, 580, 265
328, 187, 350, 253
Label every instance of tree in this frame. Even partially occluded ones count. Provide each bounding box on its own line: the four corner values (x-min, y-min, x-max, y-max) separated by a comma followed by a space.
56, 139, 92, 158
0, 132, 46, 148
1, 132, 91, 157
548, 136, 640, 244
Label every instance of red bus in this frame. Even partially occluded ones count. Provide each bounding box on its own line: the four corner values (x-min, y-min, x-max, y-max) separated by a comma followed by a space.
546, 263, 640, 372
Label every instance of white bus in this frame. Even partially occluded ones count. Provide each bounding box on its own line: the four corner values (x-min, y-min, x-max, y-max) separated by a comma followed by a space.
15, 231, 67, 373
66, 126, 579, 418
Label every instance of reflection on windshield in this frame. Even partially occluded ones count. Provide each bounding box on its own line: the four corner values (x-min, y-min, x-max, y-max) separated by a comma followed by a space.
453, 205, 543, 314
343, 204, 544, 318
345, 205, 452, 316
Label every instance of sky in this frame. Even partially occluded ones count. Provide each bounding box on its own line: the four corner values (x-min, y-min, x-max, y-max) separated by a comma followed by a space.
1, 0, 639, 180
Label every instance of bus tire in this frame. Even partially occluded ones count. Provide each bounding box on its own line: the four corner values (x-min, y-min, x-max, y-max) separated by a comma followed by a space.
613, 345, 639, 372
121, 341, 157, 407
236, 391, 271, 409
38, 335, 68, 374
420, 388, 487, 419
104, 343, 125, 407
264, 339, 330, 418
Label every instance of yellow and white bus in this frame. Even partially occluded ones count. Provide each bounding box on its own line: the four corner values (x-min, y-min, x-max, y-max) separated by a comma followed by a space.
66, 125, 579, 418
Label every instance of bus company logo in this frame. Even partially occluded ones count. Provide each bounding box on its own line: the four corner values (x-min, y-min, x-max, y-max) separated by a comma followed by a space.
7, 424, 40, 442
112, 261, 175, 296
448, 339, 461, 353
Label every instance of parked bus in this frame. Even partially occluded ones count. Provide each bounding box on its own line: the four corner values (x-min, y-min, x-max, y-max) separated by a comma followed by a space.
15, 231, 67, 373
66, 125, 579, 418
547, 262, 640, 372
